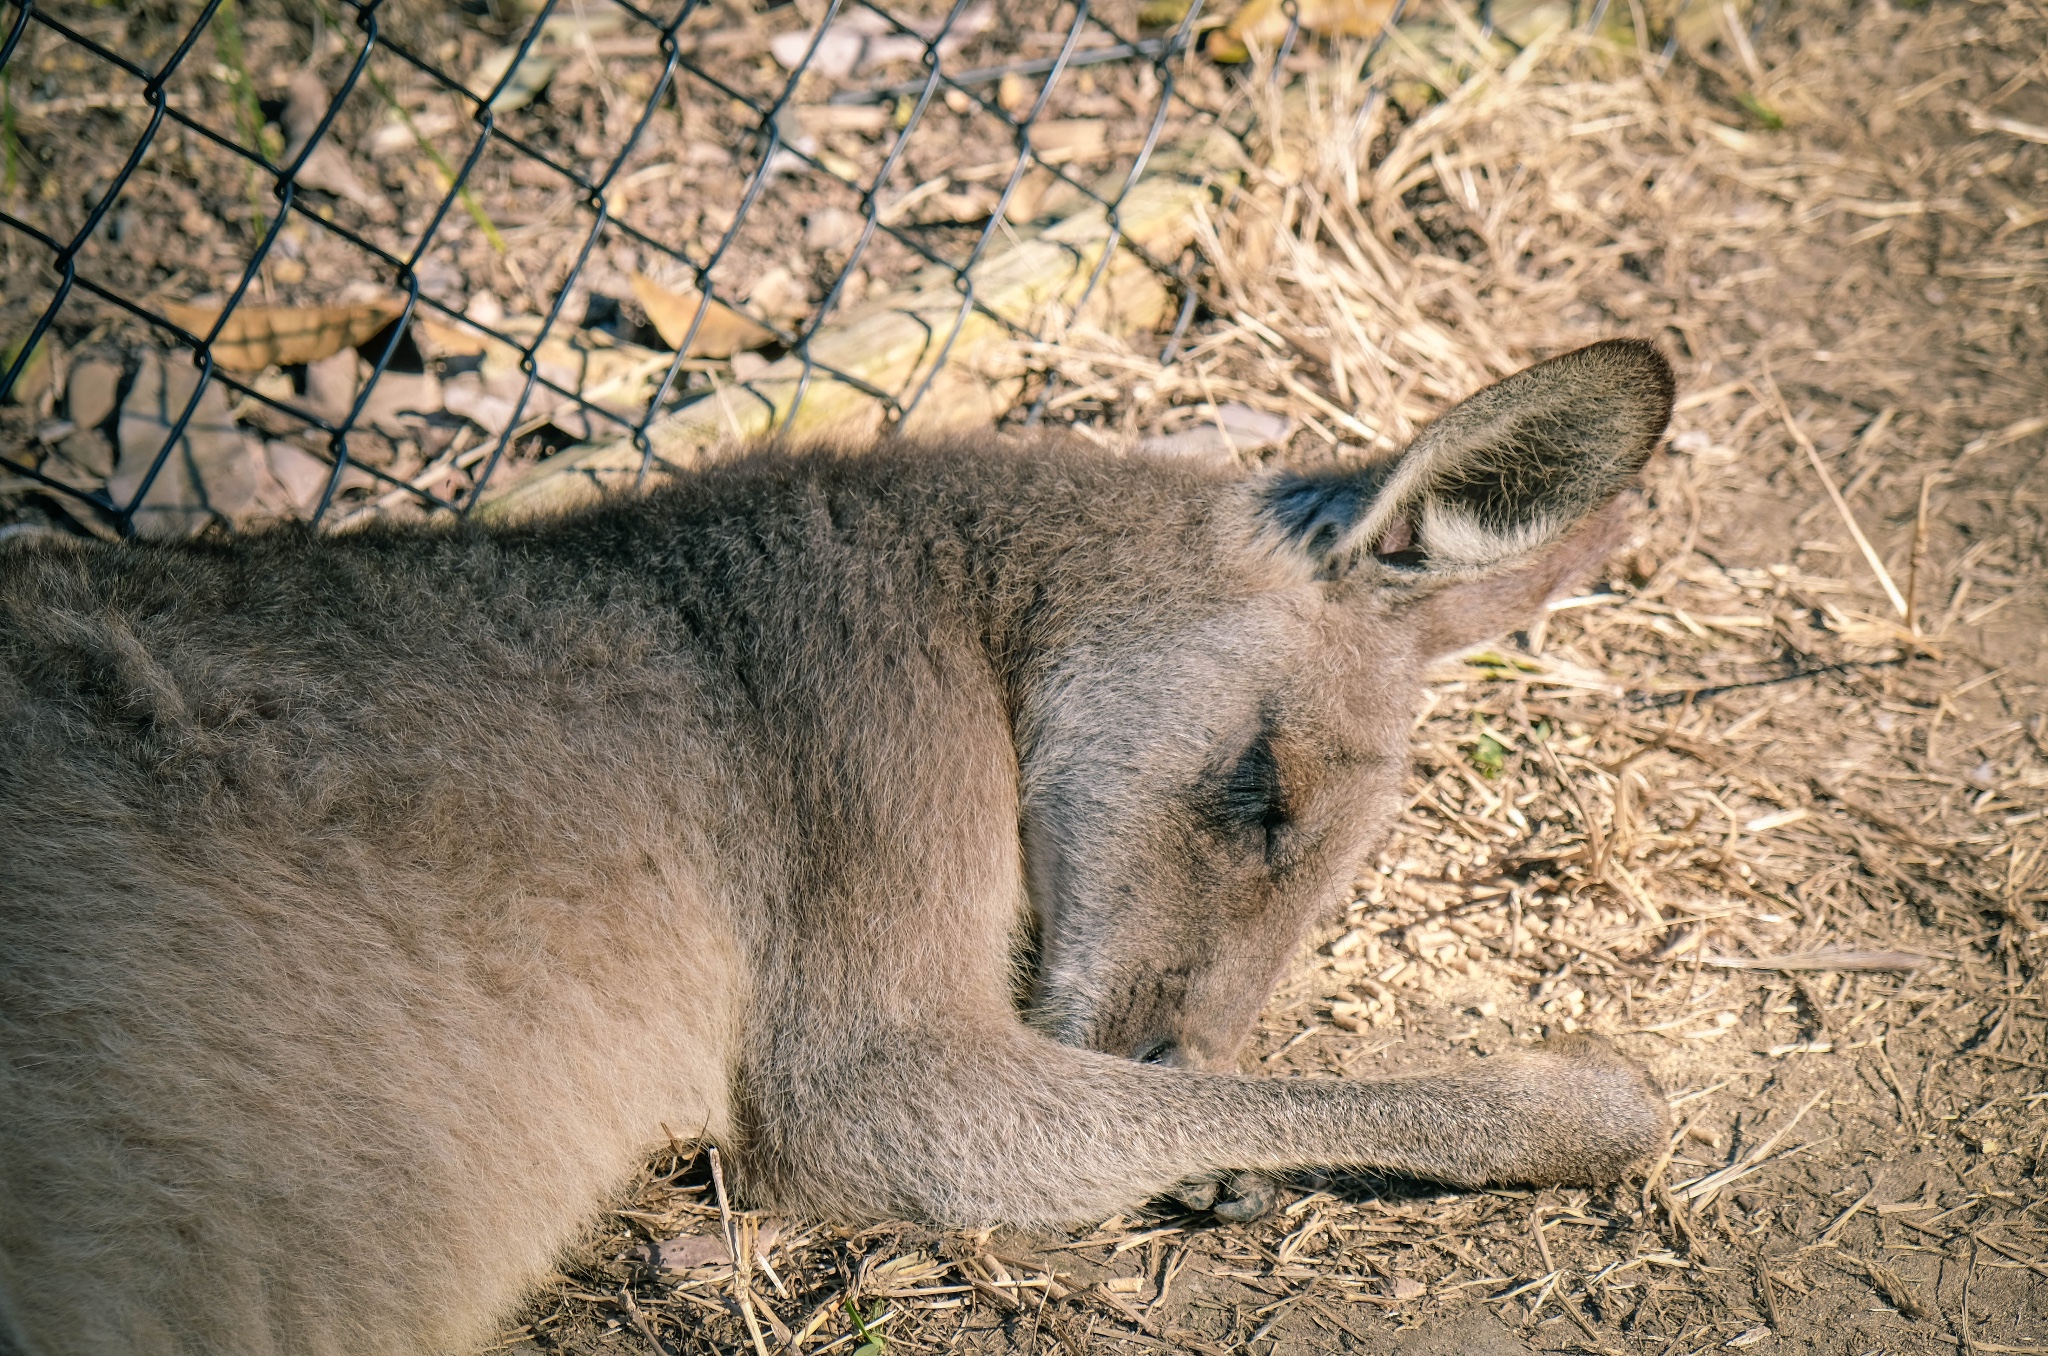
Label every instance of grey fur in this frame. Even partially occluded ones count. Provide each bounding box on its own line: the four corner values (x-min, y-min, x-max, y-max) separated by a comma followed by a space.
0, 340, 1675, 1356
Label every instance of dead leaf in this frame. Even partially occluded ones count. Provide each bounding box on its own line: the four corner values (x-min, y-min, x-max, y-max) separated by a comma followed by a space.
470, 46, 559, 114
426, 315, 669, 439
280, 70, 394, 221
158, 300, 404, 373
41, 429, 114, 491
1003, 167, 1064, 224
645, 1235, 730, 1270
633, 1220, 784, 1273
803, 207, 866, 253
110, 350, 257, 537
768, 3, 991, 78
1140, 403, 1294, 459
263, 441, 333, 512
746, 266, 812, 324
1206, 0, 1398, 62
300, 349, 440, 438
2, 333, 61, 412
65, 355, 123, 430
1028, 119, 1108, 158
370, 110, 460, 156
440, 372, 521, 437
631, 273, 776, 358
304, 350, 360, 424
412, 316, 492, 359
466, 5, 624, 114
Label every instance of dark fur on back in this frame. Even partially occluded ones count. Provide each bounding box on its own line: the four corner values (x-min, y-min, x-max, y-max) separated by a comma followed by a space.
1, 341, 1675, 1356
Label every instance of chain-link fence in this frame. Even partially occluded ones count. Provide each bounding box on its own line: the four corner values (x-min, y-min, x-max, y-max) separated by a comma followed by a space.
2, 0, 1415, 539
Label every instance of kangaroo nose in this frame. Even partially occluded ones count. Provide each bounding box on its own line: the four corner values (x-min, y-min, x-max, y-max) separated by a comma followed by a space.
1132, 1037, 1183, 1067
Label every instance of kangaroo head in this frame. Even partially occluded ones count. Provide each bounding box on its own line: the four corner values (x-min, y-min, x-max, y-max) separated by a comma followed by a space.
1016, 339, 1674, 1069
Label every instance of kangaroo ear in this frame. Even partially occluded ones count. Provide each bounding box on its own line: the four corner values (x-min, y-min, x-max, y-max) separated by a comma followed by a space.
1265, 339, 1674, 576
1261, 339, 1674, 655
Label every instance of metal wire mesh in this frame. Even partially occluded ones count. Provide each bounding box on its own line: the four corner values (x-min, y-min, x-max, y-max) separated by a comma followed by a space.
0, 0, 1401, 538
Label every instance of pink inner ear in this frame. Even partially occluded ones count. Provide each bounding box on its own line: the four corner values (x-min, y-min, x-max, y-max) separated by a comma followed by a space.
1371, 514, 1415, 558
1411, 495, 1633, 659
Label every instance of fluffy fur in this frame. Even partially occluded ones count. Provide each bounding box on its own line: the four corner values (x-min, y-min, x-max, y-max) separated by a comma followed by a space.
0, 340, 1674, 1355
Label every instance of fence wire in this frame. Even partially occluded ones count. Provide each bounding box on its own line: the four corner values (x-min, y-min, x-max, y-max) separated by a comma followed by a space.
0, 0, 1401, 539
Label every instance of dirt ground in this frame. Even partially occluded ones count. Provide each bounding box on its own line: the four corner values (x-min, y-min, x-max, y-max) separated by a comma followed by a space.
486, 3, 2046, 1355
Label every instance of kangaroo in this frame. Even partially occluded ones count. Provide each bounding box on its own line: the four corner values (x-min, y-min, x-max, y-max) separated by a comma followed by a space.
0, 339, 1675, 1356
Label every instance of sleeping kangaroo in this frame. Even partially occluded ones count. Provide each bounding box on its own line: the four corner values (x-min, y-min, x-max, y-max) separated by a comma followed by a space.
0, 339, 1674, 1355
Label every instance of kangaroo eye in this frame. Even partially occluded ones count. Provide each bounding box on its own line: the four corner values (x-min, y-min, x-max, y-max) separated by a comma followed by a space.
1216, 735, 1289, 859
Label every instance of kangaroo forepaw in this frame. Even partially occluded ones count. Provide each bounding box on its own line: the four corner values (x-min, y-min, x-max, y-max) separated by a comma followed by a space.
1166, 1169, 1280, 1221
1210, 1170, 1280, 1223
1506, 1032, 1670, 1186
1167, 1176, 1219, 1212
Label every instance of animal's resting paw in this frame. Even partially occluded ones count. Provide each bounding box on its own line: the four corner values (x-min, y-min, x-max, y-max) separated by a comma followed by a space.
1514, 1032, 1670, 1184
1211, 1171, 1280, 1222
1167, 1170, 1279, 1222
1541, 1032, 1668, 1123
